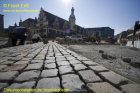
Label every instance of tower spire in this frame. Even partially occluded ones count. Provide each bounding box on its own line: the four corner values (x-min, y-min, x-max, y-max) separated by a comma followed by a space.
71, 7, 74, 15
69, 7, 76, 31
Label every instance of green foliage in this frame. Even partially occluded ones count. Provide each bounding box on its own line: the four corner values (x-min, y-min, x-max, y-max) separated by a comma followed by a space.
86, 35, 100, 42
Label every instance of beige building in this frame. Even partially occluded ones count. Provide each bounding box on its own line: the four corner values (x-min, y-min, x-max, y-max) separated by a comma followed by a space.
126, 21, 140, 48
0, 14, 4, 32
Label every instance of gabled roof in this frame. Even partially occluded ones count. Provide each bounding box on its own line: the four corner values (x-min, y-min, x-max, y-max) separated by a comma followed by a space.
43, 10, 68, 29
24, 18, 36, 23
85, 27, 114, 31
42, 9, 83, 30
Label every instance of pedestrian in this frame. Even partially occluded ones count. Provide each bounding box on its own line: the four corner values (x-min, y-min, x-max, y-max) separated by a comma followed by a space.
11, 27, 27, 46
32, 33, 42, 43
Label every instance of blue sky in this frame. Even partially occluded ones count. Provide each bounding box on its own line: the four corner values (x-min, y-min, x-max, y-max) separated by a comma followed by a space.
0, 0, 140, 35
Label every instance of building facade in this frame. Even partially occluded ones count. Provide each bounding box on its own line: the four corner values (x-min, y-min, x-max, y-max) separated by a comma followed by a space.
115, 31, 127, 44
84, 27, 114, 40
17, 7, 114, 40
126, 21, 140, 48
0, 14, 4, 32
19, 7, 82, 38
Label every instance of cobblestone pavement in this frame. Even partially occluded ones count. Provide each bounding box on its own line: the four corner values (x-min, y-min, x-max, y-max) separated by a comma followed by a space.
0, 41, 140, 93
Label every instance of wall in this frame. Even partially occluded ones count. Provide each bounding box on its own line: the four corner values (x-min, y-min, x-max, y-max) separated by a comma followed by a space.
0, 15, 4, 32
126, 40, 140, 48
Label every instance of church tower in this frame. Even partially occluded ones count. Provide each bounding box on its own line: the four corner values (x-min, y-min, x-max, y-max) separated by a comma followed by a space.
69, 7, 76, 31
19, 19, 22, 27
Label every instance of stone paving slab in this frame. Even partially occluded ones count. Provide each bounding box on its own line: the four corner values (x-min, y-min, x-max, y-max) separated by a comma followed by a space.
45, 60, 55, 64
87, 82, 122, 93
99, 71, 132, 86
59, 65, 74, 75
73, 64, 87, 71
62, 74, 87, 93
15, 70, 40, 82
57, 61, 70, 66
78, 70, 102, 83
89, 65, 109, 72
41, 69, 58, 78
121, 84, 140, 93
25, 63, 43, 70
35, 77, 60, 93
44, 63, 56, 69
0, 64, 27, 72
82, 60, 99, 66
0, 41, 140, 93
56, 57, 66, 61
0, 83, 8, 90
69, 60, 82, 64
0, 61, 15, 65
0, 65, 7, 70
30, 60, 44, 63
0, 71, 19, 81
14, 60, 29, 64
6, 81, 36, 93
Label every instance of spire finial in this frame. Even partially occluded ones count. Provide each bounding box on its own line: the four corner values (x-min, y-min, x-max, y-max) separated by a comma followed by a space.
41, 7, 43, 11
14, 22, 17, 27
19, 15, 22, 22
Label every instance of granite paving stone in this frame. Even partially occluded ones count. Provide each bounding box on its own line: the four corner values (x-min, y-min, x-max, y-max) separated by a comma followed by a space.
73, 64, 87, 71
0, 65, 7, 70
89, 65, 109, 72
64, 55, 73, 57
62, 74, 87, 93
26, 54, 35, 58
0, 64, 27, 71
0, 83, 8, 90
57, 61, 70, 66
8, 81, 35, 88
34, 57, 45, 60
35, 55, 45, 58
66, 57, 76, 60
0, 71, 19, 81
62, 52, 69, 55
0, 41, 140, 93
46, 54, 54, 57
15, 70, 40, 82
87, 82, 122, 93
78, 70, 102, 83
14, 60, 29, 64
0, 59, 7, 63
59, 66, 74, 75
69, 60, 82, 64
41, 69, 58, 78
30, 60, 44, 63
82, 60, 98, 66
6, 81, 36, 93
99, 71, 131, 85
46, 57, 55, 60
56, 58, 66, 61
45, 60, 55, 64
35, 77, 60, 93
55, 56, 65, 58
25, 63, 43, 70
121, 84, 140, 93
21, 58, 32, 61
44, 63, 56, 69
55, 53, 62, 56
8, 57, 22, 61
0, 61, 15, 65
76, 56, 89, 61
